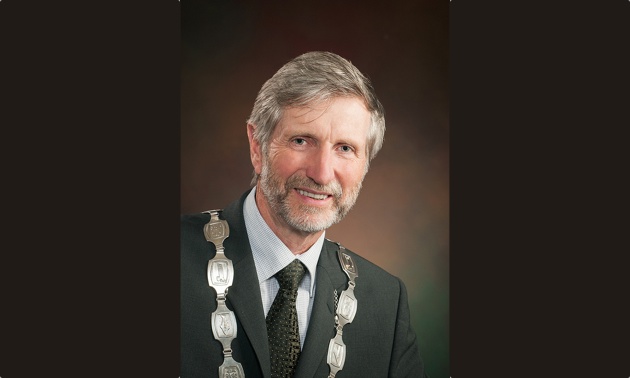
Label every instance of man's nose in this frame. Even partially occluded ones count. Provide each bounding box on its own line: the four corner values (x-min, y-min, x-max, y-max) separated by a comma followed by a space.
306, 147, 334, 185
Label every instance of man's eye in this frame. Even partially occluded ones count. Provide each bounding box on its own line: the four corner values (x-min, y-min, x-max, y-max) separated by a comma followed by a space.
293, 138, 306, 145
339, 145, 352, 152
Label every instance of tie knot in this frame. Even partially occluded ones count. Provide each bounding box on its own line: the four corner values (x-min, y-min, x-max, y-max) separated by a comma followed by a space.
275, 259, 306, 291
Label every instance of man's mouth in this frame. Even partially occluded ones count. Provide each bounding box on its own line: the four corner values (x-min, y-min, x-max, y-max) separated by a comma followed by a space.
296, 188, 329, 200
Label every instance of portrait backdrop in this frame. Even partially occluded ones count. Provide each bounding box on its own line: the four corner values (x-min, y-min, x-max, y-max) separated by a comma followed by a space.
181, 1, 449, 377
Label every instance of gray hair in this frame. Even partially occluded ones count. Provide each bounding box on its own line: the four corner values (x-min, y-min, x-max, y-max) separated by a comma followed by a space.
247, 51, 386, 185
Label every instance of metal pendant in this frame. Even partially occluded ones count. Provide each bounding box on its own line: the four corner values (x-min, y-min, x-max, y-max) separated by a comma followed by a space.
204, 210, 245, 378
327, 332, 347, 374
219, 357, 245, 378
326, 242, 359, 378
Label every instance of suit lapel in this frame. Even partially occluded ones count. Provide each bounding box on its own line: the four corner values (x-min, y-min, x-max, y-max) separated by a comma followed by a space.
221, 193, 272, 378
294, 241, 348, 378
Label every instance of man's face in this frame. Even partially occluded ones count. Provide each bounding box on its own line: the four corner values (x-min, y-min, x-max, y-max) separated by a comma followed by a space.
252, 96, 371, 234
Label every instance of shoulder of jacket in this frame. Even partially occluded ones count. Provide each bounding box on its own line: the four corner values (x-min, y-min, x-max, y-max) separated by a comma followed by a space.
180, 210, 218, 228
324, 238, 399, 282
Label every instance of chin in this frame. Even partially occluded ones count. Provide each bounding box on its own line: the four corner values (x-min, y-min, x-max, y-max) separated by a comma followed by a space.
285, 208, 339, 233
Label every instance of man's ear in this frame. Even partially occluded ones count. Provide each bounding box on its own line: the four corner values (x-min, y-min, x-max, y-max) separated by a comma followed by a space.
247, 123, 263, 175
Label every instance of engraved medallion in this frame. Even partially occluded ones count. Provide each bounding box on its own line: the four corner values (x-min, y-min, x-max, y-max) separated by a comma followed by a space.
337, 250, 358, 281
337, 291, 357, 323
212, 311, 235, 338
208, 259, 234, 288
204, 217, 230, 246
219, 359, 245, 378
327, 337, 346, 369
341, 252, 356, 274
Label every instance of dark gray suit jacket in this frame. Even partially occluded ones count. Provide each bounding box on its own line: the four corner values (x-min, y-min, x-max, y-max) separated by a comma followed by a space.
181, 191, 427, 377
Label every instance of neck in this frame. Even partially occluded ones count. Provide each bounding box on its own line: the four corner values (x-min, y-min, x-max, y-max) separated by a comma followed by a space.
254, 186, 324, 255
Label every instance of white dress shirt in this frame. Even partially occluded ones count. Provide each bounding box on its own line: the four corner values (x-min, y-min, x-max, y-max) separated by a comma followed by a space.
243, 187, 324, 349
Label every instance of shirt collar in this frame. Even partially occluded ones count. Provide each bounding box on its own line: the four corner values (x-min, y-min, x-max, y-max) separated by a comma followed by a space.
243, 187, 323, 297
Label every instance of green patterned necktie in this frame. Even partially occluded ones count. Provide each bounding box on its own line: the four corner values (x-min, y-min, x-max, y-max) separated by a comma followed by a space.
266, 259, 306, 378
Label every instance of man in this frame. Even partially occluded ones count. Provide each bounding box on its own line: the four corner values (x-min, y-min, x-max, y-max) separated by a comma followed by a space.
181, 51, 427, 378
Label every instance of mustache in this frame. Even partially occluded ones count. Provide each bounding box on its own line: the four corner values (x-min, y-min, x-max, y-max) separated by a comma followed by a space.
285, 174, 343, 198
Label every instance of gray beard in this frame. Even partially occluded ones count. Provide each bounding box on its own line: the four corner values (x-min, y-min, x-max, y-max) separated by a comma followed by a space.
258, 161, 362, 233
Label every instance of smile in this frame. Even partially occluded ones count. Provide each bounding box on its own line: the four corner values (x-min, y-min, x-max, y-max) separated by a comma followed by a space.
296, 189, 329, 200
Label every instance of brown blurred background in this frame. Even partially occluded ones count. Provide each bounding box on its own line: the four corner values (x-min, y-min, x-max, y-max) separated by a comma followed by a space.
181, 1, 448, 377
